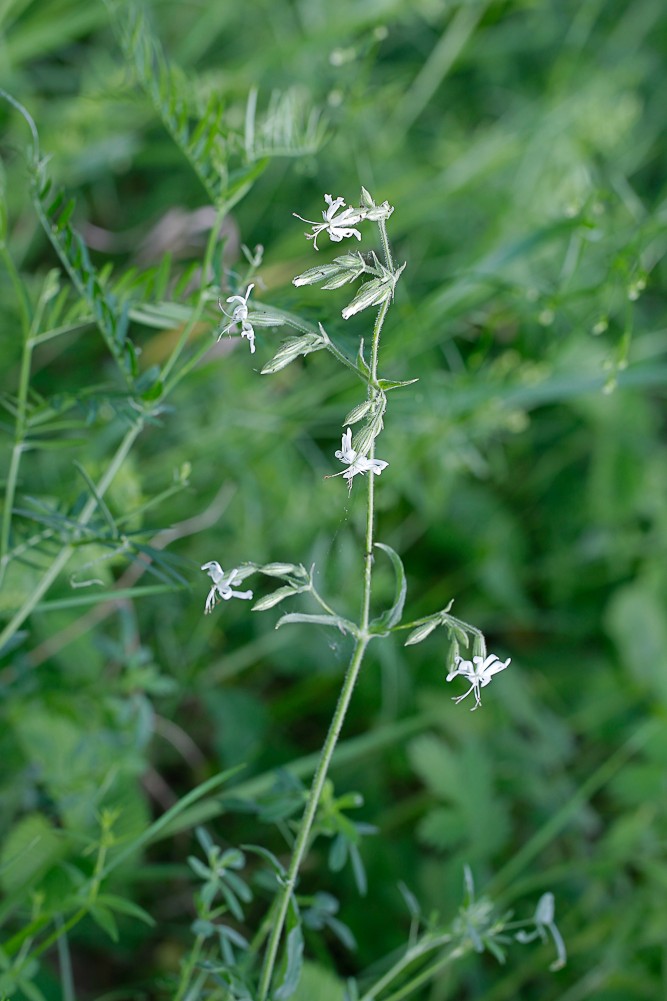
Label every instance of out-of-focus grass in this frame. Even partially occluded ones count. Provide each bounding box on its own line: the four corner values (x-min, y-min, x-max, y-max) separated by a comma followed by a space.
1, 0, 667, 998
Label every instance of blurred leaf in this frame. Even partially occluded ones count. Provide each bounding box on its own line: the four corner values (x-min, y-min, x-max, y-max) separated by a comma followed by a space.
0, 815, 66, 894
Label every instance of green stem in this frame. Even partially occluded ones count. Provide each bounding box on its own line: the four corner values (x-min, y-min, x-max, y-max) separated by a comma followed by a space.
365, 938, 472, 1001
0, 420, 143, 657
257, 633, 370, 1001
378, 216, 395, 273
361, 296, 391, 631
22, 907, 87, 965
358, 931, 456, 1001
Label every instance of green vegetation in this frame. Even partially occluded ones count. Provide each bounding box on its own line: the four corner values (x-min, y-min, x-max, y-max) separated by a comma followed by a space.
1, 0, 666, 998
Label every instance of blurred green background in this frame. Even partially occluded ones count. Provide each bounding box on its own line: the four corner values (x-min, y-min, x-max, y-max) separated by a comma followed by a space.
2, 0, 667, 997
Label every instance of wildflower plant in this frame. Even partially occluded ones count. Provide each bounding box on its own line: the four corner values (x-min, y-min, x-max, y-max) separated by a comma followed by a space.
2, 0, 665, 993
197, 188, 562, 999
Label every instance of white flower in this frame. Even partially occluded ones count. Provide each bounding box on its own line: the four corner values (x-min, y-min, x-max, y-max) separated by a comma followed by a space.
201, 561, 253, 614
330, 427, 388, 491
446, 653, 511, 710
294, 194, 364, 250
218, 284, 256, 353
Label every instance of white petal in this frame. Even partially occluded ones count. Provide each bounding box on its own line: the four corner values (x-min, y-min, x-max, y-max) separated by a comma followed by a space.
201, 560, 224, 582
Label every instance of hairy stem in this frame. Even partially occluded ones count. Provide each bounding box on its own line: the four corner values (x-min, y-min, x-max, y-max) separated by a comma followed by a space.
257, 633, 369, 1000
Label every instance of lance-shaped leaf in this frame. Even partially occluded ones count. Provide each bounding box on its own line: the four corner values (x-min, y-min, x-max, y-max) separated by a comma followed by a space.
377, 378, 419, 391
356, 339, 371, 378
275, 612, 356, 635
370, 543, 407, 631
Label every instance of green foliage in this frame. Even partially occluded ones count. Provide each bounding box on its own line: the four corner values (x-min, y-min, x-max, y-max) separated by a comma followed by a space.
1, 0, 667, 998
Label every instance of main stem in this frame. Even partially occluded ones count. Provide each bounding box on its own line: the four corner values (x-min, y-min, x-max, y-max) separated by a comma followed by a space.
256, 635, 369, 1000
257, 217, 394, 1000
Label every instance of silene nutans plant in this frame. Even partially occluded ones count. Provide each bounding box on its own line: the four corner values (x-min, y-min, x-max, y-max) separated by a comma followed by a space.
192, 188, 566, 1000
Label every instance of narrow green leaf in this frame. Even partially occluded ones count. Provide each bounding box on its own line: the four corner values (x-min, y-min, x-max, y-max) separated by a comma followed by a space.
275, 612, 356, 635
356, 339, 370, 378
371, 543, 407, 631
328, 833, 348, 872
241, 843, 287, 879
377, 378, 419, 391
95, 893, 155, 926
89, 903, 118, 942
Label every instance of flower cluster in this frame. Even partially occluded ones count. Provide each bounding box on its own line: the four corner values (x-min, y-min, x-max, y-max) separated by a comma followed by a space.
201, 561, 253, 614
218, 284, 256, 353
446, 653, 511, 710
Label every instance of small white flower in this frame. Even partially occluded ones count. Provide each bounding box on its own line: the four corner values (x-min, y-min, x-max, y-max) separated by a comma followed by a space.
218, 283, 256, 353
294, 194, 364, 250
446, 653, 511, 710
329, 427, 388, 491
201, 561, 253, 614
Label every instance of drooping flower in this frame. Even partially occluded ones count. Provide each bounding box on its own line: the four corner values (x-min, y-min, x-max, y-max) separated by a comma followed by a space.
446, 653, 510, 710
218, 284, 256, 353
330, 427, 388, 491
294, 194, 364, 250
201, 561, 253, 614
